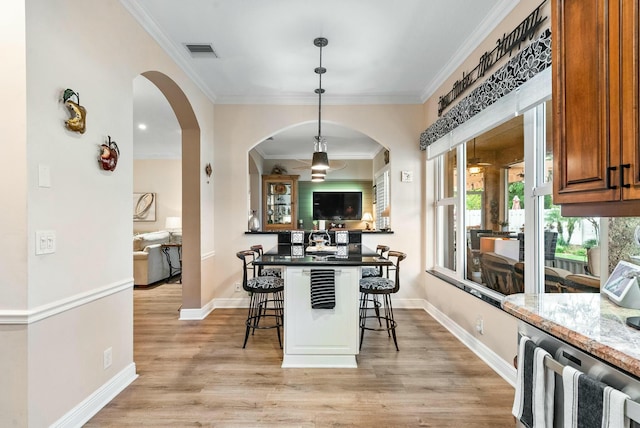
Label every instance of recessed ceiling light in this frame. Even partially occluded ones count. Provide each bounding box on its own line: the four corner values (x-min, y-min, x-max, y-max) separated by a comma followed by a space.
138, 123, 147, 130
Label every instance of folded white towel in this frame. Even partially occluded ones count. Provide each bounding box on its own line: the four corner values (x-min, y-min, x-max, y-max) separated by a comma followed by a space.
563, 365, 630, 428
512, 336, 555, 428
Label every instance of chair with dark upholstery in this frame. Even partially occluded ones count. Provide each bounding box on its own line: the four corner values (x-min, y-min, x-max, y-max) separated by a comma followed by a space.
236, 250, 284, 348
544, 266, 572, 293
479, 252, 519, 294
563, 273, 600, 293
250, 244, 282, 278
359, 251, 407, 351
513, 262, 525, 292
544, 231, 558, 267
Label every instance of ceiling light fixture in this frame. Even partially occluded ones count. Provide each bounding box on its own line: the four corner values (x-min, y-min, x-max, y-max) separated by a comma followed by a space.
311, 168, 326, 182
467, 138, 491, 174
311, 37, 330, 172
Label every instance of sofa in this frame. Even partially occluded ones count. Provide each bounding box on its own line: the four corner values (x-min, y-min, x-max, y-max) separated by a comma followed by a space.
133, 230, 181, 286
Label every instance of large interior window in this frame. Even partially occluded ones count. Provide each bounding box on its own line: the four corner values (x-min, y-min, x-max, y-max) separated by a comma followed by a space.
432, 96, 602, 297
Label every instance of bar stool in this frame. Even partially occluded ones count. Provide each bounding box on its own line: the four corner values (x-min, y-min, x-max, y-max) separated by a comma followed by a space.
236, 250, 284, 348
359, 251, 407, 351
361, 245, 390, 278
250, 245, 282, 278
360, 245, 390, 325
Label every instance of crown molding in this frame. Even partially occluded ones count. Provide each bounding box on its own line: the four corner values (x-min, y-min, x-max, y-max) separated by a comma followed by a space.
420, 0, 521, 103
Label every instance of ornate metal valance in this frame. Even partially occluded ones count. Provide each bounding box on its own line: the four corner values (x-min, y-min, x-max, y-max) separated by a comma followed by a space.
419, 28, 551, 150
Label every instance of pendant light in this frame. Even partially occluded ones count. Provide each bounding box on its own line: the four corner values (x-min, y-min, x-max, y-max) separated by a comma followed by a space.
311, 37, 330, 171
467, 138, 491, 174
311, 168, 326, 182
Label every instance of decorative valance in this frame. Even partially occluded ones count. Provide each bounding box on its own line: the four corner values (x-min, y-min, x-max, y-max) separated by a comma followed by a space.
419, 28, 551, 150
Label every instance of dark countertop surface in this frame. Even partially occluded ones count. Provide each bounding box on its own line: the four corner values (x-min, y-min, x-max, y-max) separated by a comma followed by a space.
255, 244, 392, 267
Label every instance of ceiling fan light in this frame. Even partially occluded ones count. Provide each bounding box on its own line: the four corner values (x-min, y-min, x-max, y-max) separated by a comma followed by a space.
311, 168, 326, 177
468, 166, 482, 174
311, 151, 330, 170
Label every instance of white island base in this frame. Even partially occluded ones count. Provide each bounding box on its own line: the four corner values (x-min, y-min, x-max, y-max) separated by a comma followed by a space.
282, 266, 360, 368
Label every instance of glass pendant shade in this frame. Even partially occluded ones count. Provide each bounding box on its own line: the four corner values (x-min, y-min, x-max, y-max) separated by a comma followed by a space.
311, 175, 325, 182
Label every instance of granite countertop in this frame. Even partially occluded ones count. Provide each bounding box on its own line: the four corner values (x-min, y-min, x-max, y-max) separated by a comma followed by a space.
254, 244, 392, 267
503, 293, 640, 378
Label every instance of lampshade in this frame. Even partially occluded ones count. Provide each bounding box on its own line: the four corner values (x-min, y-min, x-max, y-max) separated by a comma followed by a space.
381, 206, 390, 218
311, 168, 326, 178
311, 150, 330, 170
165, 216, 182, 231
361, 212, 374, 222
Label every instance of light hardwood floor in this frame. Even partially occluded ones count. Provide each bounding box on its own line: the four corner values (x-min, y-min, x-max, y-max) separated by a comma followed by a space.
86, 283, 515, 427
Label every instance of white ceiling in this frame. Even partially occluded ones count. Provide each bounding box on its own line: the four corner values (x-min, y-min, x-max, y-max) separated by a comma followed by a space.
127, 0, 518, 159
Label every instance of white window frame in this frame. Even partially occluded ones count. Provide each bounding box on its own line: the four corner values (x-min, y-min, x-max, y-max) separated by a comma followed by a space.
428, 68, 552, 296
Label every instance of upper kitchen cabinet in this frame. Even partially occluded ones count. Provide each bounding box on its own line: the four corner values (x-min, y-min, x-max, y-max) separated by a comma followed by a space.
553, 0, 640, 215
262, 175, 299, 231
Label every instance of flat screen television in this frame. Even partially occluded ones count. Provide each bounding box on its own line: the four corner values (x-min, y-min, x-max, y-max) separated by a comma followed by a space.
313, 191, 362, 220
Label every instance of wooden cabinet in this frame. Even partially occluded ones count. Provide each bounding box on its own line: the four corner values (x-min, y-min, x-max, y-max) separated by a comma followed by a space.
262, 175, 299, 231
553, 0, 640, 215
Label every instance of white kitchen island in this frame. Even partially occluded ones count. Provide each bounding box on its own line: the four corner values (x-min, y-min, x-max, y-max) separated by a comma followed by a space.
255, 244, 391, 368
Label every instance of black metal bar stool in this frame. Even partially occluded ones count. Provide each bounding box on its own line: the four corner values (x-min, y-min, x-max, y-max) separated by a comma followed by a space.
359, 251, 406, 351
250, 245, 283, 278
236, 250, 284, 348
360, 245, 390, 326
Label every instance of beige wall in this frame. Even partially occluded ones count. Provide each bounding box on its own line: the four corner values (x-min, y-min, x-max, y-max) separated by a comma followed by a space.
213, 104, 424, 301
0, 0, 215, 424
133, 159, 182, 234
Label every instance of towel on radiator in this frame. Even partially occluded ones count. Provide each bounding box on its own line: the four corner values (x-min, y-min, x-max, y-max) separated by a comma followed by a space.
563, 365, 630, 428
512, 336, 555, 428
310, 269, 335, 309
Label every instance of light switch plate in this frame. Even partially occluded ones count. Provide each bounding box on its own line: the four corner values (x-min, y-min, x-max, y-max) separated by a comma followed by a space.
401, 170, 413, 182
35, 230, 56, 255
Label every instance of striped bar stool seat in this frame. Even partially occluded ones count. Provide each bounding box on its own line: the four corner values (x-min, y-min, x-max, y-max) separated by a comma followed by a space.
236, 250, 284, 349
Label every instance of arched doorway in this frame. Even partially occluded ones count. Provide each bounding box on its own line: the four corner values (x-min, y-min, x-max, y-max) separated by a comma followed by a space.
139, 71, 201, 311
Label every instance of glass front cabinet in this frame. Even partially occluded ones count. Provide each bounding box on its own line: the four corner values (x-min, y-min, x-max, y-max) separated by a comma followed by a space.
262, 174, 299, 231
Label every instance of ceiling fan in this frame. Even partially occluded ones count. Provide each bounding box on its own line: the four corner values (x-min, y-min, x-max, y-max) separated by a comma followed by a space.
467, 138, 491, 173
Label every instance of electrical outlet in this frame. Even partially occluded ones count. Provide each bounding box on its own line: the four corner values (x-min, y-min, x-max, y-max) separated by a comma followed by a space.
103, 347, 112, 369
476, 317, 484, 335
235, 282, 241, 292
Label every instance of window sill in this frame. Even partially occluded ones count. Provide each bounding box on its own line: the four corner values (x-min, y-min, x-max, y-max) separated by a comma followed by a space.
426, 269, 504, 309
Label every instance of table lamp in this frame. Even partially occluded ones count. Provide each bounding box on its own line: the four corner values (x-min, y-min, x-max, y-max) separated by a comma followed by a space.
165, 216, 182, 232
361, 212, 374, 230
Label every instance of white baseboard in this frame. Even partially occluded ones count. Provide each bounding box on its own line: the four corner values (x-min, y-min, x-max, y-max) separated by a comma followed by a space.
179, 298, 215, 320
423, 300, 517, 387
52, 363, 137, 428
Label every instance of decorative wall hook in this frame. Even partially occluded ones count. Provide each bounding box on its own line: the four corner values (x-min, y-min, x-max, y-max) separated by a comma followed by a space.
205, 163, 212, 183
62, 89, 87, 134
99, 136, 119, 172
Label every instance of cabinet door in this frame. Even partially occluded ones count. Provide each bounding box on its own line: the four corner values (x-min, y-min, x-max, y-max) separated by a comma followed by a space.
262, 175, 298, 230
621, 0, 640, 200
553, 0, 621, 203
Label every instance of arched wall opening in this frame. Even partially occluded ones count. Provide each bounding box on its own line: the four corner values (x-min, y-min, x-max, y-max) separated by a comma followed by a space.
141, 70, 201, 310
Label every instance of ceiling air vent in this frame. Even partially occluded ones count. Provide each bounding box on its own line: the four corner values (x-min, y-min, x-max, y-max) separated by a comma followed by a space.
184, 43, 219, 58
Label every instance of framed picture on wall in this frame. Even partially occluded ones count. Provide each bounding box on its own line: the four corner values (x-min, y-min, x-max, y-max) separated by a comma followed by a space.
133, 192, 156, 222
